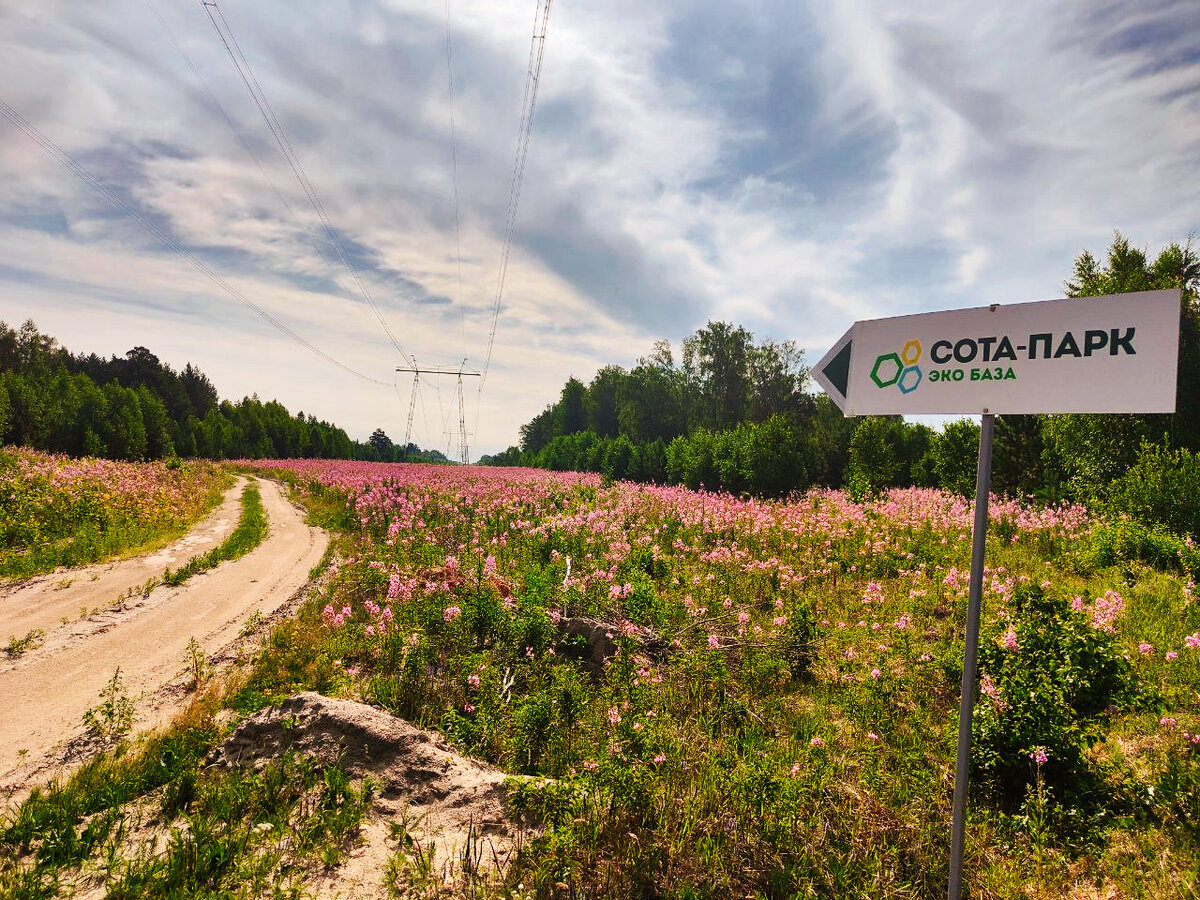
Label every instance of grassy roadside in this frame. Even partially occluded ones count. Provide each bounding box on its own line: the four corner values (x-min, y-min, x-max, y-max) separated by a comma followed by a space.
162, 480, 269, 586
0, 487, 362, 900
0, 451, 233, 580
0, 694, 373, 900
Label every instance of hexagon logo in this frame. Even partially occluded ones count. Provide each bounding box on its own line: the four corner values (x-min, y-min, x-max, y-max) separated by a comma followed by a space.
871, 353, 903, 388
898, 365, 923, 394
902, 340, 922, 365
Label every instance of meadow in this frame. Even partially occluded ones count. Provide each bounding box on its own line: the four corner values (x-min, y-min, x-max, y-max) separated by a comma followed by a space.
237, 460, 1200, 898
3, 457, 1199, 898
0, 448, 231, 579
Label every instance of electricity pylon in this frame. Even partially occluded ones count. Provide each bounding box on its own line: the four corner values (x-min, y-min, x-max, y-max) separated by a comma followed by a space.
396, 360, 480, 463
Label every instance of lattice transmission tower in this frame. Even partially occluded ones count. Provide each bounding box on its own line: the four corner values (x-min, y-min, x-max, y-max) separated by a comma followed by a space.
396, 361, 480, 464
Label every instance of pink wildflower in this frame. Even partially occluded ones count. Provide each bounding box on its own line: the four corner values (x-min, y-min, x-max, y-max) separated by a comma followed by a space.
1030, 747, 1049, 765
708, 633, 720, 648
980, 674, 1007, 711
1138, 642, 1154, 656
607, 707, 622, 726
443, 605, 462, 623
1001, 629, 1018, 651
810, 737, 825, 749
1091, 590, 1125, 633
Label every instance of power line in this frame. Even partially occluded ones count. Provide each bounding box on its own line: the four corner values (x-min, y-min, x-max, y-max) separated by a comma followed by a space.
473, 0, 554, 445
146, 0, 374, 323
0, 98, 392, 386
200, 0, 416, 369
444, 0, 467, 354
482, 0, 553, 384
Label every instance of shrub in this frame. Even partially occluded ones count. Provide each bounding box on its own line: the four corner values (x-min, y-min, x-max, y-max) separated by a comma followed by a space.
1084, 517, 1200, 576
972, 584, 1142, 808
1102, 442, 1200, 538
847, 418, 898, 498
930, 419, 980, 497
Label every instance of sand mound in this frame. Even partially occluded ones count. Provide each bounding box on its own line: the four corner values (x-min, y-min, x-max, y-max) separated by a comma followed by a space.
212, 693, 521, 898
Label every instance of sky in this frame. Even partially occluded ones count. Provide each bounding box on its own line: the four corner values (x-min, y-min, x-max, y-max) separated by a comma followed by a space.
0, 0, 1197, 457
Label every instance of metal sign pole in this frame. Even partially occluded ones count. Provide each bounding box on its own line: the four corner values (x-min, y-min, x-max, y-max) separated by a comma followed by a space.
947, 411, 995, 899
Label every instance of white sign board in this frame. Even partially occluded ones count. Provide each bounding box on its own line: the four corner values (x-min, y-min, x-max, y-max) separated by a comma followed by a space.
812, 290, 1180, 416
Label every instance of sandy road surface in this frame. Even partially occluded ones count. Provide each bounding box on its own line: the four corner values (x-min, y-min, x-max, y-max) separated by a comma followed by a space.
0, 477, 328, 787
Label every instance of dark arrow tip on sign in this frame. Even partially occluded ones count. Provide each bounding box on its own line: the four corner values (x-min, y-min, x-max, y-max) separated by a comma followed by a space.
821, 340, 852, 400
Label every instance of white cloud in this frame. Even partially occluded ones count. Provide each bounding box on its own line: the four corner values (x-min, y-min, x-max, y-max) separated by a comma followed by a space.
0, 0, 1196, 455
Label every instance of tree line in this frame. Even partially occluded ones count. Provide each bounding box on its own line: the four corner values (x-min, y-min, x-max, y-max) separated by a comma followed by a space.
482, 234, 1200, 507
0, 321, 444, 463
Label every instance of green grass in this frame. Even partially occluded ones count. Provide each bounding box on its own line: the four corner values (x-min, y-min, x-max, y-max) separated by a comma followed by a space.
0, 696, 372, 900
162, 481, 269, 586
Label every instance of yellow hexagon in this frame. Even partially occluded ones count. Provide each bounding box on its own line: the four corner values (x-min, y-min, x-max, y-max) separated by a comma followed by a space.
902, 340, 922, 364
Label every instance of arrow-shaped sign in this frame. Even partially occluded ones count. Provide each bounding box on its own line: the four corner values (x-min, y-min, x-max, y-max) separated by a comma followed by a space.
812, 289, 1180, 416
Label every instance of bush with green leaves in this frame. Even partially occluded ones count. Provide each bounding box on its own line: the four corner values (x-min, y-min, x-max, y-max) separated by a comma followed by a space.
930, 419, 980, 497
972, 584, 1143, 807
846, 418, 899, 499
1083, 516, 1200, 576
1102, 441, 1200, 539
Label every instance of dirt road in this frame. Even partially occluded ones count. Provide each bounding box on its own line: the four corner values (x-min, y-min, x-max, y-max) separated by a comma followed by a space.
0, 477, 247, 646
0, 477, 328, 788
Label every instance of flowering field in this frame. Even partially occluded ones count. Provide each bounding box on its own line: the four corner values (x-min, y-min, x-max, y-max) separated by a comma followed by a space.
0, 447, 231, 578
242, 462, 1200, 894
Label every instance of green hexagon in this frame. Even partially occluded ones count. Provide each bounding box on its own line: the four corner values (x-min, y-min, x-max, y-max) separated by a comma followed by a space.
871, 352, 903, 388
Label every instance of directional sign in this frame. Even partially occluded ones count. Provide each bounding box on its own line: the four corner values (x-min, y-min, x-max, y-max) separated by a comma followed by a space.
813, 289, 1180, 416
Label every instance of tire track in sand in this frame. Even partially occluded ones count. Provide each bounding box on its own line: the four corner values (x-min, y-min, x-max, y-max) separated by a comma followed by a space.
0, 477, 328, 788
